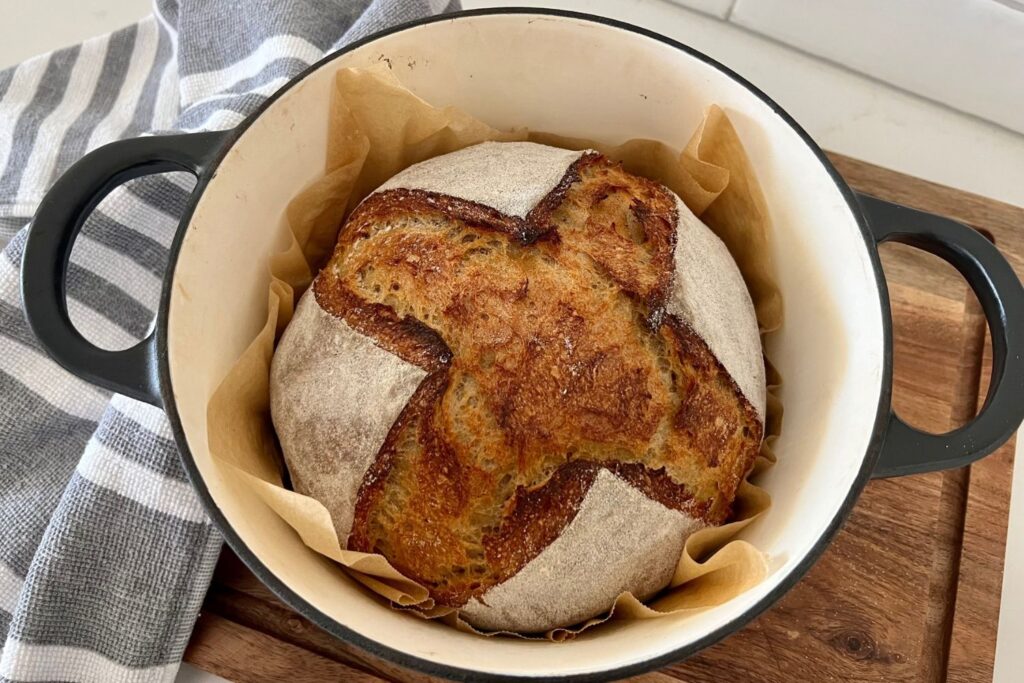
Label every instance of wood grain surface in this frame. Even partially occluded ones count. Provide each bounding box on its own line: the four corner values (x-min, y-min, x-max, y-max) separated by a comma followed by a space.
184, 152, 1022, 682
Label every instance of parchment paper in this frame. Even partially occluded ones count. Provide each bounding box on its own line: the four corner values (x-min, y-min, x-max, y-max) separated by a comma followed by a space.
206, 63, 783, 639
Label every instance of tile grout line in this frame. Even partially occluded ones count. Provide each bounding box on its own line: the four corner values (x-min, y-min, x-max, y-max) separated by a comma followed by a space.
656, 0, 1024, 139
991, 0, 1024, 15
724, 0, 738, 22
721, 13, 1021, 138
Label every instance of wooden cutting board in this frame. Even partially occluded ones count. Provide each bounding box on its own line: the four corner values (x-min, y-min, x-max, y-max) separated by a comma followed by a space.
183, 152, 1022, 683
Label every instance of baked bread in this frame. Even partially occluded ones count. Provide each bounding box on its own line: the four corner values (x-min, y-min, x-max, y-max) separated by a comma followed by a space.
270, 142, 765, 633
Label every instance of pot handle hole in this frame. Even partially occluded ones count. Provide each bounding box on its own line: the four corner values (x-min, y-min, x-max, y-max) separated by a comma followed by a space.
858, 192, 1024, 478
21, 131, 229, 407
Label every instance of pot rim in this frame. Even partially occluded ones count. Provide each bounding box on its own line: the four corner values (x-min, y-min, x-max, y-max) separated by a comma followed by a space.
155, 8, 894, 681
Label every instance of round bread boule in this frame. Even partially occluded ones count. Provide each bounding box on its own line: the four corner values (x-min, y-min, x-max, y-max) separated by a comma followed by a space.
270, 141, 765, 633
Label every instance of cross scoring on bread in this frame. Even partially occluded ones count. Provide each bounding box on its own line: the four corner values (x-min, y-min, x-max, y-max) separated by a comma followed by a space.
313, 153, 762, 607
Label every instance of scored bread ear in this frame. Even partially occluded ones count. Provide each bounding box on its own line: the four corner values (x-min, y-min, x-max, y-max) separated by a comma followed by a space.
667, 196, 766, 422
460, 469, 702, 633
269, 290, 426, 541
381, 143, 764, 422
376, 141, 584, 219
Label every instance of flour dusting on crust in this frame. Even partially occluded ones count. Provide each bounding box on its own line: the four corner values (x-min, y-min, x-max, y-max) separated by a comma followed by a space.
270, 290, 426, 541
272, 142, 765, 633
461, 469, 702, 633
667, 196, 766, 421
376, 141, 584, 219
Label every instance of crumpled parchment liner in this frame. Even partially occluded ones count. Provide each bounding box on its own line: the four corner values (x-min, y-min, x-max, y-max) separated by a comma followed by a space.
206, 63, 783, 640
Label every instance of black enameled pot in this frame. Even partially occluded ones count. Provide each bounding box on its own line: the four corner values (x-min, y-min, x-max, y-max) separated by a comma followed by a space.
21, 10, 1024, 681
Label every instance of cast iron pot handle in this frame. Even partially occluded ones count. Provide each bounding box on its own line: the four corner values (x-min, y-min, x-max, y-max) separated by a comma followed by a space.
21, 131, 228, 407
858, 192, 1024, 478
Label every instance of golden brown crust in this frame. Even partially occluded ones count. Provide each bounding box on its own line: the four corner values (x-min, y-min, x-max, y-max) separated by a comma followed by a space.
661, 314, 763, 522
531, 153, 678, 306
312, 277, 451, 371
318, 153, 762, 607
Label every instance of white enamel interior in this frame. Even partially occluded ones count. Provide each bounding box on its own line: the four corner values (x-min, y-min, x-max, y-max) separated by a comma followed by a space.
167, 13, 885, 678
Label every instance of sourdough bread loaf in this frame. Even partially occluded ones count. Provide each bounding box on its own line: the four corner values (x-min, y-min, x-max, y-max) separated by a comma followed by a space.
270, 141, 765, 633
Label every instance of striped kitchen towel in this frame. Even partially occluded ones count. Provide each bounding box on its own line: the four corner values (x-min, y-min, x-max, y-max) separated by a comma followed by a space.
0, 1, 457, 681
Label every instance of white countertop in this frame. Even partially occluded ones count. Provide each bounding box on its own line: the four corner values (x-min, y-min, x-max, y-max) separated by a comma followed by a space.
3, 1, 1021, 681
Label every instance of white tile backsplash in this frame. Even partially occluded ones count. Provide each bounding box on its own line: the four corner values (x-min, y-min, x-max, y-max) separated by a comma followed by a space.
730, 0, 1024, 134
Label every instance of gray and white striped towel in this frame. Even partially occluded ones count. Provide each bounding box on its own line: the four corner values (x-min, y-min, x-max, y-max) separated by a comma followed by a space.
0, 1, 456, 680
